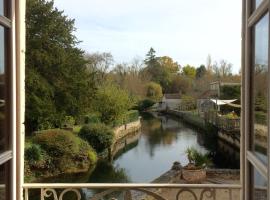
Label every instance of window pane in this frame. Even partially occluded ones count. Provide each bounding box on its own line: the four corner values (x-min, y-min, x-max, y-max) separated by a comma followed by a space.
0, 26, 7, 153
0, 0, 3, 16
253, 13, 268, 165
0, 163, 8, 200
253, 167, 267, 200
255, 0, 263, 9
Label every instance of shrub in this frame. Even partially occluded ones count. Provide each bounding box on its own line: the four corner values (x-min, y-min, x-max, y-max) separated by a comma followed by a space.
124, 110, 139, 123
84, 113, 101, 124
79, 123, 114, 153
62, 116, 75, 128
32, 129, 97, 173
138, 99, 155, 111
25, 143, 43, 163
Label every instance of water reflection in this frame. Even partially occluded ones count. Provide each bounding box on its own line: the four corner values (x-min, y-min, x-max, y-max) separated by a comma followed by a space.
45, 112, 240, 184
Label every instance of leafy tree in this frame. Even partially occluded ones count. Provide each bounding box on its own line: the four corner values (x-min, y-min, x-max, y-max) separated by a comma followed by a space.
196, 65, 206, 79
146, 82, 163, 102
220, 85, 241, 100
182, 65, 196, 78
143, 49, 179, 90
25, 0, 97, 133
158, 56, 180, 73
94, 83, 132, 124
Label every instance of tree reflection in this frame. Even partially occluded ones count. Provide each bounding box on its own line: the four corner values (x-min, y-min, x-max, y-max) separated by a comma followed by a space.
88, 159, 130, 183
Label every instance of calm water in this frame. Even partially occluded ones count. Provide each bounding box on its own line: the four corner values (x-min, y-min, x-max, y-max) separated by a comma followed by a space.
44, 112, 240, 184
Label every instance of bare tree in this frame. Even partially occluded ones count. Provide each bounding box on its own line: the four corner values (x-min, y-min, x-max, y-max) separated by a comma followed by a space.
85, 52, 114, 83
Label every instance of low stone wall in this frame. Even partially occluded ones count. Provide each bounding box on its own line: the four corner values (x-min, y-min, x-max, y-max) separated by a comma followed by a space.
110, 119, 142, 158
113, 119, 141, 140
218, 131, 240, 149
164, 110, 208, 131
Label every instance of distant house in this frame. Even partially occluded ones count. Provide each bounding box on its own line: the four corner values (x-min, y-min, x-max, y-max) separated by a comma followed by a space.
197, 81, 241, 114
159, 93, 181, 110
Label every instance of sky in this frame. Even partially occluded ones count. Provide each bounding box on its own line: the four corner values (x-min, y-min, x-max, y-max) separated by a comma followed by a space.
54, 0, 242, 73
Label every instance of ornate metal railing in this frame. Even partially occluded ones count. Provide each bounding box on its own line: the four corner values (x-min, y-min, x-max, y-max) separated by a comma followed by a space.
23, 183, 241, 200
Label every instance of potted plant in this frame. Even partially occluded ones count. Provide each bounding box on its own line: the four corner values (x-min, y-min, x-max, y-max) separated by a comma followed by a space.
182, 147, 212, 183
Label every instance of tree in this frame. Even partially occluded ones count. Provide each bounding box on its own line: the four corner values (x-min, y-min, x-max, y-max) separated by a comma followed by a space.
146, 82, 163, 102
25, 0, 96, 133
182, 65, 196, 78
158, 56, 180, 73
94, 83, 132, 124
206, 54, 213, 72
85, 52, 114, 84
212, 60, 232, 77
196, 65, 206, 79
144, 47, 157, 67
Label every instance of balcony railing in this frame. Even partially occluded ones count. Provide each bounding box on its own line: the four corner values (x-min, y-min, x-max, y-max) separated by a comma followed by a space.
23, 183, 241, 200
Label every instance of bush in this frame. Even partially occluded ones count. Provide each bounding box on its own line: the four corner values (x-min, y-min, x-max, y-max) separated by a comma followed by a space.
62, 116, 75, 128
32, 129, 97, 173
124, 110, 139, 123
25, 143, 43, 163
138, 99, 155, 111
84, 113, 101, 124
79, 123, 114, 153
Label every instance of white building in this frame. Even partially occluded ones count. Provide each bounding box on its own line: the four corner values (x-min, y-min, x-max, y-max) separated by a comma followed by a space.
159, 93, 181, 111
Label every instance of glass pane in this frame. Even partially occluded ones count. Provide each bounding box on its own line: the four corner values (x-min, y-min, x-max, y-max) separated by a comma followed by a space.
0, 163, 8, 200
0, 26, 7, 153
255, 0, 264, 9
0, 0, 3, 16
253, 167, 267, 200
253, 13, 268, 165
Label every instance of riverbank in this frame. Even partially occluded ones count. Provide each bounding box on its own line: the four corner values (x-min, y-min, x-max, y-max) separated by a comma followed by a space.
25, 119, 142, 182
163, 110, 209, 131
162, 109, 242, 150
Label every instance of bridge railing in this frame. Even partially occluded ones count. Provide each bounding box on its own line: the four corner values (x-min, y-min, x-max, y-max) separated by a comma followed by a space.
23, 183, 241, 200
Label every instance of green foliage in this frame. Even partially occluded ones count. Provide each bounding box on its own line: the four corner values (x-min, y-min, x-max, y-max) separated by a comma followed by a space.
79, 123, 114, 153
185, 147, 212, 168
143, 48, 176, 91
196, 65, 206, 79
25, 143, 43, 163
255, 93, 267, 112
25, 0, 97, 133
220, 85, 241, 100
84, 113, 101, 124
224, 112, 238, 119
182, 65, 196, 78
138, 99, 155, 111
94, 83, 132, 124
26, 129, 97, 178
146, 82, 163, 101
255, 111, 267, 125
62, 116, 75, 128
124, 110, 139, 123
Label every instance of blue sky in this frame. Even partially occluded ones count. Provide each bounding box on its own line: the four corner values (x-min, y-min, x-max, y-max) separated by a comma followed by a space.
54, 0, 242, 73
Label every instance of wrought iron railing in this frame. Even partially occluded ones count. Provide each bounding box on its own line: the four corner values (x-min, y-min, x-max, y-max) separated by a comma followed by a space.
23, 183, 241, 200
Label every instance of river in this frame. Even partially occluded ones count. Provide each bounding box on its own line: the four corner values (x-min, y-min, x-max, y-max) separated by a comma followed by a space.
44, 112, 240, 184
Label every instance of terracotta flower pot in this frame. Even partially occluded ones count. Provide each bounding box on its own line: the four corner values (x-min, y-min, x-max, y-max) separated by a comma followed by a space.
182, 168, 206, 183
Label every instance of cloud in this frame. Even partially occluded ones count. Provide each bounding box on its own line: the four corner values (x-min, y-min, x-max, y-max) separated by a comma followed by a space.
54, 0, 242, 73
